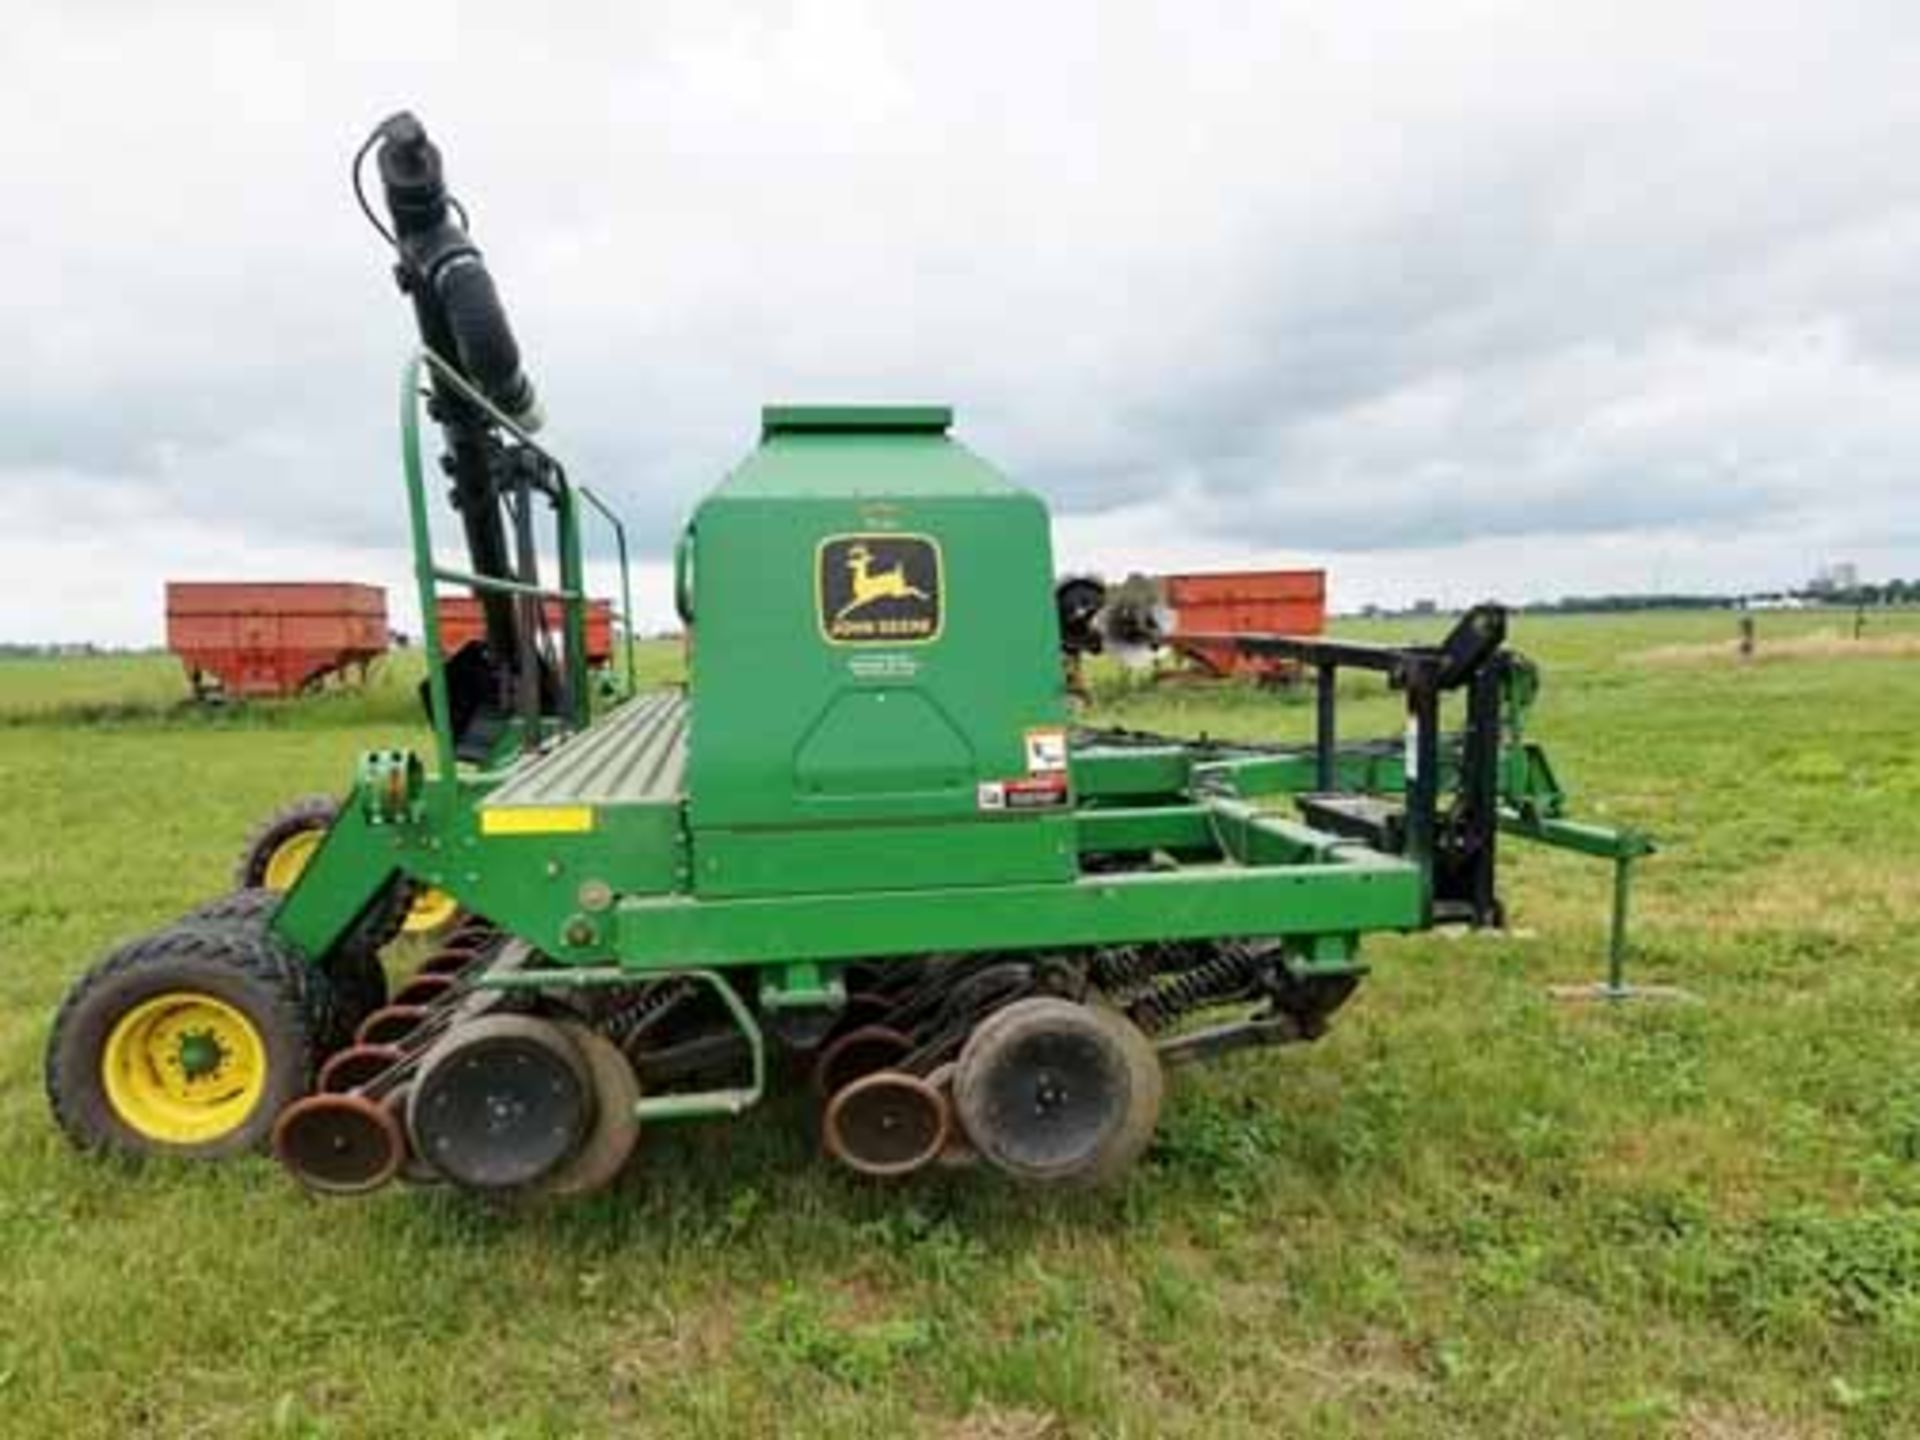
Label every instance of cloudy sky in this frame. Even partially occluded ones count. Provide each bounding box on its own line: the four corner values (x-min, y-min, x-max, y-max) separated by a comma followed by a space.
5, 1, 1917, 643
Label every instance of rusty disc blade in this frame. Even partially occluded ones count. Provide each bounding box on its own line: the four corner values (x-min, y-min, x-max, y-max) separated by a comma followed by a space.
417, 945, 486, 978
391, 973, 458, 1007
831, 991, 893, 1035
317, 1043, 405, 1094
444, 917, 495, 946
273, 1093, 405, 1196
380, 1083, 443, 1186
924, 1062, 975, 1168
355, 1004, 432, 1047
823, 1070, 950, 1178
811, 1024, 912, 1098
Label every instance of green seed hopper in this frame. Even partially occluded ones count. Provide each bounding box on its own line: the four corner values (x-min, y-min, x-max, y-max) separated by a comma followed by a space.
45, 114, 1651, 1197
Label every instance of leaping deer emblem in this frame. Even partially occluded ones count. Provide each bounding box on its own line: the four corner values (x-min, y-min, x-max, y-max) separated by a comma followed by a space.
836, 542, 930, 622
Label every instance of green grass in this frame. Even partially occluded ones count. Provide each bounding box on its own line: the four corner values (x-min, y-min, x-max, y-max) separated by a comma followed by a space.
0, 652, 191, 718
2, 613, 1918, 1436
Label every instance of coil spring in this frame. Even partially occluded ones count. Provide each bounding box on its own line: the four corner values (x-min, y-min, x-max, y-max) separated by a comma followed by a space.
1092, 942, 1221, 995
1089, 946, 1156, 996
598, 978, 696, 1050
1127, 943, 1265, 1034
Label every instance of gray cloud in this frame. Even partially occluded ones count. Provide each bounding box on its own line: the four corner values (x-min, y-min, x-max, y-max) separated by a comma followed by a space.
5, 1, 1919, 643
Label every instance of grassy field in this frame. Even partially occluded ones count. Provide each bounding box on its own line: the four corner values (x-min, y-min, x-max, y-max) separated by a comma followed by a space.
2, 609, 1917, 1437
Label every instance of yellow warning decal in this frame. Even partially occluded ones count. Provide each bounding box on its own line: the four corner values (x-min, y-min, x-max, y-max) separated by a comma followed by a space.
480, 805, 596, 836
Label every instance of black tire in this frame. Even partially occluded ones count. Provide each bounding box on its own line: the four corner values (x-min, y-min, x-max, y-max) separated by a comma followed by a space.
233, 796, 413, 953
234, 795, 341, 890
45, 924, 317, 1160
187, 886, 286, 929
184, 887, 384, 1053
953, 997, 1163, 1187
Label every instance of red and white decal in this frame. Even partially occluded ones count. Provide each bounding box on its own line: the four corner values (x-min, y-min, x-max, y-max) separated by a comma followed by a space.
1001, 774, 1070, 810
977, 773, 1071, 812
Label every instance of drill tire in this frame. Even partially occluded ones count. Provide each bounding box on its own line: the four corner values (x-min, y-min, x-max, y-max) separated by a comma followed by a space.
46, 923, 317, 1160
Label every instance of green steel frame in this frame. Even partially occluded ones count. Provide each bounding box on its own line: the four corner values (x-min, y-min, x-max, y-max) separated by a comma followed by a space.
266, 351, 1654, 1120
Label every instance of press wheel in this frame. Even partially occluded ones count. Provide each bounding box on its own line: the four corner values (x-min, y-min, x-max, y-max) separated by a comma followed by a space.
953, 997, 1162, 1186
532, 1022, 642, 1199
407, 1014, 592, 1192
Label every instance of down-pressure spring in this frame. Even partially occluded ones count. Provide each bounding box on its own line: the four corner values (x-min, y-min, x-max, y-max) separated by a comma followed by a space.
598, 978, 697, 1051
1126, 944, 1267, 1034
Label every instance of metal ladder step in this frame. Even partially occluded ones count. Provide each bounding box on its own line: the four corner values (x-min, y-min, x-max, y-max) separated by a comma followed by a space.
1294, 793, 1405, 853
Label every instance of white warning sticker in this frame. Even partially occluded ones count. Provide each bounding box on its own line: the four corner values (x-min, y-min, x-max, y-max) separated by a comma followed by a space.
977, 781, 1007, 810
1024, 726, 1069, 774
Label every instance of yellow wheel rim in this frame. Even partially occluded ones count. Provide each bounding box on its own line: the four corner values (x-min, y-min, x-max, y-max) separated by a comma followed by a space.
402, 886, 461, 936
261, 828, 323, 891
101, 993, 268, 1144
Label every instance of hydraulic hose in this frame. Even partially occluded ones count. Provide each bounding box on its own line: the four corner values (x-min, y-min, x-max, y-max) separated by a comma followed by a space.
371, 112, 542, 431
436, 256, 540, 429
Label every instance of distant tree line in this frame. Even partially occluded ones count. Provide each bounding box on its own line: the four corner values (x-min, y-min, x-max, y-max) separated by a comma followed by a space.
1350, 579, 1920, 620
0, 642, 165, 657
1829, 578, 1920, 606
0, 641, 102, 657
1524, 593, 1738, 613
1524, 579, 1920, 614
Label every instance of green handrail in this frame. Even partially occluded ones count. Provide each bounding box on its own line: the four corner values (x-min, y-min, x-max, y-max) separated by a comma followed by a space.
400, 352, 458, 777
431, 566, 582, 602
579, 485, 637, 695
400, 348, 631, 777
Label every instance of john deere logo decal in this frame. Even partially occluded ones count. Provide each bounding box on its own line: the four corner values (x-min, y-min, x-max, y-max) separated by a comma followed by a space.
818, 534, 942, 644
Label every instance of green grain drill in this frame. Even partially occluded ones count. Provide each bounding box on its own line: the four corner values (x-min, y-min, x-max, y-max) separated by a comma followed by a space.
45, 114, 1652, 1197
